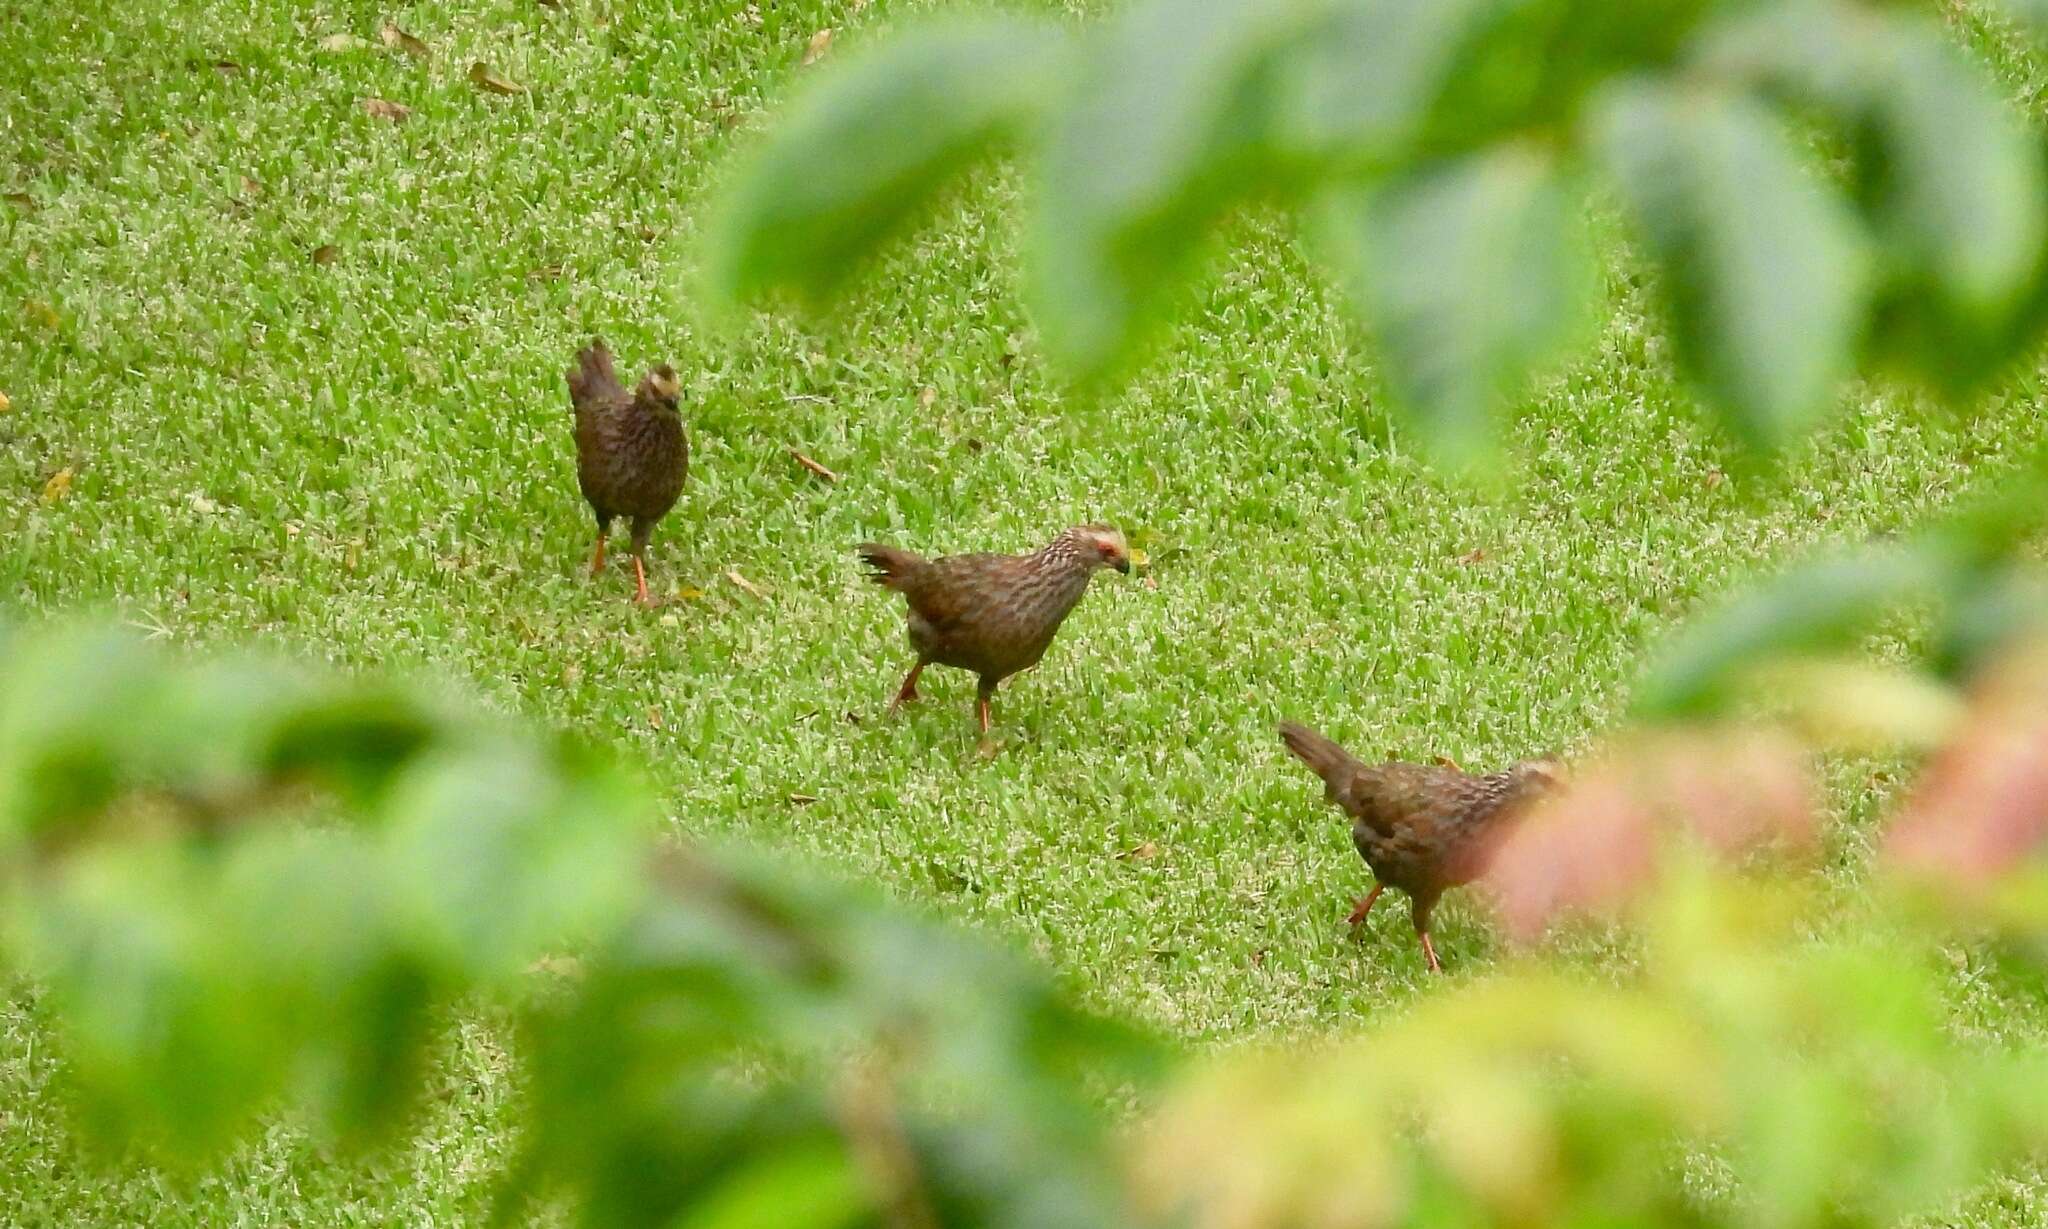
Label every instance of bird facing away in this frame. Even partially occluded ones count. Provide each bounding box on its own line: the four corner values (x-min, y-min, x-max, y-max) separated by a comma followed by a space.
1279, 721, 1562, 973
567, 338, 689, 606
858, 525, 1131, 733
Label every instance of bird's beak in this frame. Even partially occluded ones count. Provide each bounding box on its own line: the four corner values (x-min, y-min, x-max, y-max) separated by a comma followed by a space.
1114, 557, 1131, 575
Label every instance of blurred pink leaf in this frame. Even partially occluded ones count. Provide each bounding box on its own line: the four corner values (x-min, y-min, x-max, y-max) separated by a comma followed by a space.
1484, 727, 1815, 941
1887, 643, 2048, 886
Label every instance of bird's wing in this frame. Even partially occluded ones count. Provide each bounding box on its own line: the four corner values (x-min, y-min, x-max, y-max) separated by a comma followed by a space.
901, 552, 1020, 634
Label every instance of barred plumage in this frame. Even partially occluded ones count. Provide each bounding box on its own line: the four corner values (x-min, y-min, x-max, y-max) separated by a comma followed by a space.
1280, 720, 1560, 972
569, 338, 688, 606
860, 525, 1130, 733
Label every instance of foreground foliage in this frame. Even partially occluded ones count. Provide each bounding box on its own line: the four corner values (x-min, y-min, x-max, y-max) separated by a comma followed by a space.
5, 614, 2048, 1227
712, 0, 2048, 463
0, 624, 1153, 1229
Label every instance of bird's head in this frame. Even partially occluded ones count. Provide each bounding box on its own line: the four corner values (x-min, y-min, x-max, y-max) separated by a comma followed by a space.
1068, 523, 1132, 574
639, 364, 683, 411
1511, 757, 1568, 793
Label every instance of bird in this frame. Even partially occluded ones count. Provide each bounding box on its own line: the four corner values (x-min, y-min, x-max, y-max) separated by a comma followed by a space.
857, 524, 1132, 733
1278, 721, 1562, 973
566, 338, 689, 606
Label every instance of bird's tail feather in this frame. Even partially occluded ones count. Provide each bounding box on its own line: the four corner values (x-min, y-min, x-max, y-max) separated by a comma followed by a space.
567, 337, 621, 408
1279, 721, 1363, 787
857, 543, 928, 590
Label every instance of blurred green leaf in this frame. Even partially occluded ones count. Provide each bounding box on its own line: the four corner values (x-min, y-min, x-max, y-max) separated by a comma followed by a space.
1702, 2, 2046, 393
1317, 143, 1598, 466
1029, 0, 1314, 379
381, 740, 651, 984
1285, 0, 1729, 167
1633, 544, 1955, 718
1594, 82, 1871, 448
671, 1137, 868, 1229
705, 16, 1068, 309
16, 842, 287, 1162
0, 626, 167, 847
1926, 439, 2048, 567
1936, 570, 2048, 680
1278, 0, 1504, 165
258, 683, 443, 808
212, 828, 436, 1145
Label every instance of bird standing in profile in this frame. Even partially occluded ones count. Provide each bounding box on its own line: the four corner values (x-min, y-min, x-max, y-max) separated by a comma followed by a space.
567, 338, 689, 606
1279, 721, 1562, 972
858, 525, 1131, 733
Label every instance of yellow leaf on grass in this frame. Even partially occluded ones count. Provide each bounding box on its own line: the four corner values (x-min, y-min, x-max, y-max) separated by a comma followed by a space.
42, 467, 74, 503
802, 27, 834, 65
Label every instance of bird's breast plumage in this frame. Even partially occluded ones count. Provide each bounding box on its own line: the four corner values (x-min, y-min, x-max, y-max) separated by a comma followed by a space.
576, 399, 687, 522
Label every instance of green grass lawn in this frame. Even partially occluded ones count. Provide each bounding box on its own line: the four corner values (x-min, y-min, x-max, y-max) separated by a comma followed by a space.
6, 0, 2048, 1224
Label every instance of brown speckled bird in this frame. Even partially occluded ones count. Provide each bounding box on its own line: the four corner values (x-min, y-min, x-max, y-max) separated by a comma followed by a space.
567, 338, 688, 606
1280, 721, 1561, 972
858, 525, 1131, 733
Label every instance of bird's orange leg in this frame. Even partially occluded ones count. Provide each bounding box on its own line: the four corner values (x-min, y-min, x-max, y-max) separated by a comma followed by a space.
887, 663, 926, 714
1345, 884, 1384, 929
590, 534, 607, 575
633, 556, 652, 606
1418, 930, 1443, 974
976, 694, 992, 734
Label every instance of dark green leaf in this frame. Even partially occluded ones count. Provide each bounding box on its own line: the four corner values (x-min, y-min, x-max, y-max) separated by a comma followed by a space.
1029, 0, 1314, 379
705, 16, 1068, 309
1633, 545, 1956, 718
257, 683, 443, 808
1593, 82, 1871, 447
1317, 144, 1598, 466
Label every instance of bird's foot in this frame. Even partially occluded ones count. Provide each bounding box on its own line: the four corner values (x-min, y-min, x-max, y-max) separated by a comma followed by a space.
634, 557, 654, 607
974, 735, 1003, 761
589, 536, 608, 575
1419, 931, 1443, 974
887, 664, 926, 715
1344, 884, 1384, 930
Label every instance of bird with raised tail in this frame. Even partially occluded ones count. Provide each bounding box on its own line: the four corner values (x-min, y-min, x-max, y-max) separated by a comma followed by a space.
858, 525, 1132, 733
1279, 721, 1562, 972
567, 338, 688, 606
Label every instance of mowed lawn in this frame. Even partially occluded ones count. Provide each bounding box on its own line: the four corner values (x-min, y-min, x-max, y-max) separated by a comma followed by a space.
6, 0, 2048, 1224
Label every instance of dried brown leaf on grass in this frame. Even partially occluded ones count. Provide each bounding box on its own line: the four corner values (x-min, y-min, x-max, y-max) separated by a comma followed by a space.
380, 22, 430, 60
360, 97, 411, 123
469, 62, 525, 95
